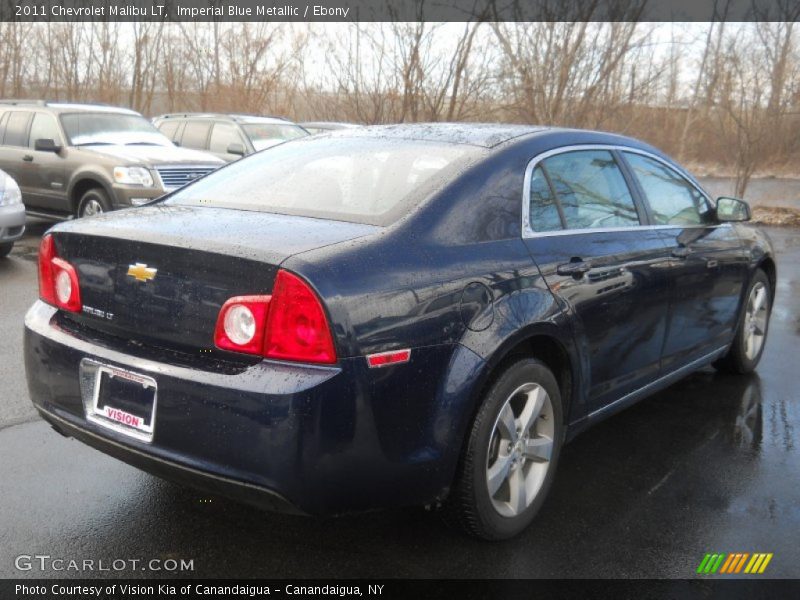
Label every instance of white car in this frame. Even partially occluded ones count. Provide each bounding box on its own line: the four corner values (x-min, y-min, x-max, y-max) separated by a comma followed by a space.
0, 168, 24, 258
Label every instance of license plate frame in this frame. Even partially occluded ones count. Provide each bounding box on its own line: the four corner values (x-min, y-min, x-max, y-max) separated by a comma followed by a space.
85, 362, 158, 443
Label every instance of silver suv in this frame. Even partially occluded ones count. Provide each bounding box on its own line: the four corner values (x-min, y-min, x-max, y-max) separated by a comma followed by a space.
153, 113, 308, 162
0, 101, 224, 219
0, 168, 24, 257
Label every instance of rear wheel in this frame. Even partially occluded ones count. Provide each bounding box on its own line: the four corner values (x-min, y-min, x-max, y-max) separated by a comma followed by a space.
445, 358, 563, 540
77, 188, 111, 218
0, 242, 12, 258
714, 269, 771, 374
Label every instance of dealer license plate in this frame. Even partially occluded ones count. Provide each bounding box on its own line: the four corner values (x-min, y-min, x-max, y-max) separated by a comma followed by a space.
86, 364, 157, 443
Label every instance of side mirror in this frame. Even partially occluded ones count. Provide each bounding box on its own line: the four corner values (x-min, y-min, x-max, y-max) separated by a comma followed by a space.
226, 143, 245, 157
34, 138, 62, 153
715, 197, 751, 222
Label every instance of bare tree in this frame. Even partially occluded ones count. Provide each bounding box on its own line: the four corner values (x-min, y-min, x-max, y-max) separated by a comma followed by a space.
0, 18, 797, 188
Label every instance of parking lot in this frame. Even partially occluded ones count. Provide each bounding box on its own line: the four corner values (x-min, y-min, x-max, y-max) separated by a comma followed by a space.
1, 220, 798, 579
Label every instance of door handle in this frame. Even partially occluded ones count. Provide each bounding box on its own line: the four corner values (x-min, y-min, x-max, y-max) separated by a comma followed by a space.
671, 246, 691, 259
22, 155, 34, 162
557, 260, 592, 277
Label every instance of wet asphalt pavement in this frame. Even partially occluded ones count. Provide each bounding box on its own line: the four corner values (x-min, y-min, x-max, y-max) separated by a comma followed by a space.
0, 220, 798, 579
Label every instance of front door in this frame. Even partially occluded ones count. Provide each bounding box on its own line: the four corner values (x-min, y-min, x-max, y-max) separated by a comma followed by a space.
25, 112, 68, 211
620, 151, 747, 371
522, 148, 673, 412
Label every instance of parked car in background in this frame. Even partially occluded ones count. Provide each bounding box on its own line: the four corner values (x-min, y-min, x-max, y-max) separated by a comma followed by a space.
0, 100, 223, 219
25, 124, 774, 540
153, 113, 309, 161
0, 167, 24, 257
300, 122, 361, 135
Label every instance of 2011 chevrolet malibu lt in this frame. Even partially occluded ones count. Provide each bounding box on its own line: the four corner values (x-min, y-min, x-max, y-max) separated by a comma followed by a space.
24, 124, 775, 539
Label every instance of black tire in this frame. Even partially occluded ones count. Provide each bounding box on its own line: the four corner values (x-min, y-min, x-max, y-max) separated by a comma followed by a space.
445, 358, 563, 540
0, 242, 12, 258
714, 269, 771, 374
77, 187, 111, 218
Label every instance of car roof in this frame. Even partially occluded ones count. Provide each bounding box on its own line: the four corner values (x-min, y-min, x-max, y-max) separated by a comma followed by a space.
322, 124, 676, 159
301, 122, 361, 130
155, 113, 294, 125
0, 100, 140, 116
329, 123, 550, 149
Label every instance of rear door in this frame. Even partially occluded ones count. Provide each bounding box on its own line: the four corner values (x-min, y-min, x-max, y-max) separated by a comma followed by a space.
620, 151, 747, 370
522, 148, 674, 412
25, 111, 68, 211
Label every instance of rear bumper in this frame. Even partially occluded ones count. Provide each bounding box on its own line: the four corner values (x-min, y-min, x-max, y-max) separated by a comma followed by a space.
38, 408, 302, 514
0, 202, 26, 243
24, 301, 483, 515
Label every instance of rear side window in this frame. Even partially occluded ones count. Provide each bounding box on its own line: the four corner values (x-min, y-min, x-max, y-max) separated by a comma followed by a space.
180, 121, 212, 150
0, 112, 7, 141
29, 113, 63, 147
3, 111, 32, 147
535, 150, 639, 230
624, 152, 710, 225
158, 120, 180, 142
528, 166, 562, 232
209, 123, 242, 154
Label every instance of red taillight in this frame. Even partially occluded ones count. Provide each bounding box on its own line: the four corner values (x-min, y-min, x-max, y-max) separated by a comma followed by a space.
264, 270, 337, 364
214, 295, 272, 355
214, 270, 337, 364
38, 234, 82, 313
38, 235, 57, 305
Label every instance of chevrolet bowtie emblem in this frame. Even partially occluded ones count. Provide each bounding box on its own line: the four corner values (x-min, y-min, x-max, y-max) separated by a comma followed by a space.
127, 263, 157, 282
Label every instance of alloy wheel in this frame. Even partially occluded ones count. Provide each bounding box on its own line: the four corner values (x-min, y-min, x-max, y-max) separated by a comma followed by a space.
486, 382, 554, 517
81, 198, 104, 217
744, 282, 768, 360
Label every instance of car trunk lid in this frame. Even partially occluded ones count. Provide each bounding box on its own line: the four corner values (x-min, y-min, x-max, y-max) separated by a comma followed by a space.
52, 205, 378, 352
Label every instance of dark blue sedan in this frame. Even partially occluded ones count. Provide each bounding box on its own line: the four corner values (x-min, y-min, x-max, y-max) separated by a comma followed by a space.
24, 124, 775, 539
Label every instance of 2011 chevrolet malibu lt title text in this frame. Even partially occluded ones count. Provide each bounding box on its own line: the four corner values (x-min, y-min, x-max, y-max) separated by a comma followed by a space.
24, 124, 775, 540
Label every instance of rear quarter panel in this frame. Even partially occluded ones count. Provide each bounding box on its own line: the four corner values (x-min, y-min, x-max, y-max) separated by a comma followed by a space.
279, 140, 581, 500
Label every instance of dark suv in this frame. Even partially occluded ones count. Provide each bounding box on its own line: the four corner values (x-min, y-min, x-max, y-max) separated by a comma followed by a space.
153, 113, 308, 162
0, 101, 223, 218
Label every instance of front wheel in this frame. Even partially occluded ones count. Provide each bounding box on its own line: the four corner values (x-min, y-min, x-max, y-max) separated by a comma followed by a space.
445, 358, 563, 540
77, 188, 111, 218
714, 269, 771, 374
0, 242, 12, 258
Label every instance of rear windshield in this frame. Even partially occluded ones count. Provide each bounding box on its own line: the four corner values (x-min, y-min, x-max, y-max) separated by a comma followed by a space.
165, 137, 480, 225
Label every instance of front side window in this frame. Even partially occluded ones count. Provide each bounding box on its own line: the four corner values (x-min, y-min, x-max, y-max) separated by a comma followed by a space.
209, 123, 243, 154
624, 152, 710, 225
157, 120, 180, 142
29, 113, 63, 147
241, 123, 308, 151
539, 150, 639, 230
